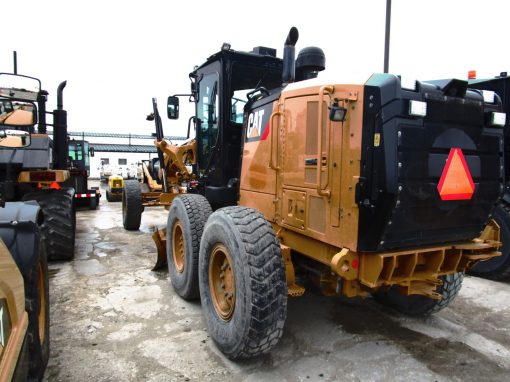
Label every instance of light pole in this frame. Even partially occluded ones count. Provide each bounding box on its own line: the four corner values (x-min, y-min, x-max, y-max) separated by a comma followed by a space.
384, 0, 391, 73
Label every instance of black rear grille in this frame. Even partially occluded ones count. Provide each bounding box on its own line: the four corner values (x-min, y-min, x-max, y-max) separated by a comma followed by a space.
357, 75, 504, 252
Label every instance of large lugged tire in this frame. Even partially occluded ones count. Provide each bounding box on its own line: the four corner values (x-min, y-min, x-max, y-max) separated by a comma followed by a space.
23, 188, 76, 261
167, 194, 212, 300
470, 203, 510, 280
199, 207, 287, 359
375, 272, 464, 316
122, 180, 142, 230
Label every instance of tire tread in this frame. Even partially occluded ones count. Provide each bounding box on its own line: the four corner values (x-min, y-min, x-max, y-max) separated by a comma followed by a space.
376, 272, 464, 316
23, 189, 75, 261
216, 207, 287, 358
122, 180, 142, 230
168, 194, 212, 299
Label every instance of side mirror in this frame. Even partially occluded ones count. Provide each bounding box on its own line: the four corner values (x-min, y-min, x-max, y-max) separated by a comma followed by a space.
0, 101, 37, 127
167, 96, 179, 120
0, 130, 31, 148
89, 146, 95, 157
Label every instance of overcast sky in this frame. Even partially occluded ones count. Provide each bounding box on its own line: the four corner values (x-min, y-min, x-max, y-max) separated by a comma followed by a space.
2, 0, 509, 138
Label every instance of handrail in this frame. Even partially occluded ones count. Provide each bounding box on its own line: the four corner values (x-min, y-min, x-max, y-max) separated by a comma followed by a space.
269, 110, 282, 171
317, 85, 333, 198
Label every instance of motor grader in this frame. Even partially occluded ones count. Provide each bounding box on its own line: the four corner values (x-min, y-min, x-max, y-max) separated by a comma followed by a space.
124, 27, 505, 359
122, 97, 195, 232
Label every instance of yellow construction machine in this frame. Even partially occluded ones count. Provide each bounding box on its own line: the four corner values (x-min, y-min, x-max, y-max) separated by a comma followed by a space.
0, 73, 76, 261
124, 27, 504, 359
0, 132, 49, 381
106, 175, 124, 202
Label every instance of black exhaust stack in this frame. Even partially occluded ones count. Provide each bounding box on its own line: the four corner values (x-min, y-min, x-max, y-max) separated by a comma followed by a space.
57, 81, 66, 110
53, 81, 68, 170
282, 27, 299, 85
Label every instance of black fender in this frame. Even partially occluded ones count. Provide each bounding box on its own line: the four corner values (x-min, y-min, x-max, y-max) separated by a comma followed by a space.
0, 201, 43, 277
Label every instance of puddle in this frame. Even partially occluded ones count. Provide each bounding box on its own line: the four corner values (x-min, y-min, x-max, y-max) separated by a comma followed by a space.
74, 259, 107, 276
95, 242, 118, 251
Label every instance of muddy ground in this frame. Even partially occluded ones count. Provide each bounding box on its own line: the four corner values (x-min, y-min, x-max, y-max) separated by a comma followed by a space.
43, 184, 510, 382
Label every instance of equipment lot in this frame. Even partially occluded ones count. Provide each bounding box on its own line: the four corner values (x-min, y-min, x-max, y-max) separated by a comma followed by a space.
43, 184, 510, 382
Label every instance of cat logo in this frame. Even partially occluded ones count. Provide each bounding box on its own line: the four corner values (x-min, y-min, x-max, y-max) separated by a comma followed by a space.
247, 110, 265, 139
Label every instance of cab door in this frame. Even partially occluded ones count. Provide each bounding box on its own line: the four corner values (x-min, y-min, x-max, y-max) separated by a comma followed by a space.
196, 71, 220, 178
278, 93, 343, 243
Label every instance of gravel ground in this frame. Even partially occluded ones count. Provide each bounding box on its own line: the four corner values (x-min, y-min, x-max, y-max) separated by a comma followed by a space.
43, 184, 510, 382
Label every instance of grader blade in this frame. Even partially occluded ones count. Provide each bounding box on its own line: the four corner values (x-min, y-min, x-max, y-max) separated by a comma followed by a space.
152, 227, 168, 270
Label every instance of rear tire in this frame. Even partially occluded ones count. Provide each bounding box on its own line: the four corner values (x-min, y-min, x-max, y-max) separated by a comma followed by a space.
106, 189, 112, 202
375, 272, 464, 316
470, 203, 510, 280
199, 207, 287, 359
122, 180, 142, 230
23, 188, 76, 261
167, 194, 212, 300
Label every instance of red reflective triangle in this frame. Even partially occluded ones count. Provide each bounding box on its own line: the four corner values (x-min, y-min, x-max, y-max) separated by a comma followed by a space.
437, 148, 475, 201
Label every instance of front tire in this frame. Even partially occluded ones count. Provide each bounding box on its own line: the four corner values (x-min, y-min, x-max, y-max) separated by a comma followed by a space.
167, 194, 212, 300
122, 180, 142, 230
199, 207, 287, 359
375, 272, 464, 316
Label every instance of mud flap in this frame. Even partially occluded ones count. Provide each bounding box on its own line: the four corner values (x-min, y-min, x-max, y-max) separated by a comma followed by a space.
0, 202, 42, 271
152, 227, 167, 270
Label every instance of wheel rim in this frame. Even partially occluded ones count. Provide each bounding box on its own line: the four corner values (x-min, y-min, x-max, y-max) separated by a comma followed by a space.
37, 262, 46, 345
172, 221, 185, 273
209, 244, 235, 321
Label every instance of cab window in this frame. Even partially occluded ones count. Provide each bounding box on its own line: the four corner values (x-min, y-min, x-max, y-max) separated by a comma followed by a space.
197, 73, 219, 174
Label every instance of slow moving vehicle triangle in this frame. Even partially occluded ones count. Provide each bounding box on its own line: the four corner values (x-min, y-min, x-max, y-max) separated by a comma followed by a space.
437, 148, 475, 200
